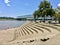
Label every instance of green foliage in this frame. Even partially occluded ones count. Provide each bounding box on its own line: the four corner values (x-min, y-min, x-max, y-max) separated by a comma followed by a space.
16, 18, 27, 20
0, 17, 15, 20
33, 11, 38, 19
54, 8, 60, 23
33, 0, 55, 20
57, 12, 60, 23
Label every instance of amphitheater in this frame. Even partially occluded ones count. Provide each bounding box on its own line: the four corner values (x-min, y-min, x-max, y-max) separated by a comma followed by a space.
0, 21, 60, 45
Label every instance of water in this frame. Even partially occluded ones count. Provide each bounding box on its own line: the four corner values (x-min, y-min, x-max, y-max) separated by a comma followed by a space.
0, 20, 26, 30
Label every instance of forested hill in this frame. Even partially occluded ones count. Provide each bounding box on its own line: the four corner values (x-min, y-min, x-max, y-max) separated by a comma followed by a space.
0, 17, 15, 20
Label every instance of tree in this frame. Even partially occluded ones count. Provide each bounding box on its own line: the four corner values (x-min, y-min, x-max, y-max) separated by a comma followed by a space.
54, 8, 60, 23
58, 12, 60, 23
33, 10, 38, 22
56, 12, 60, 23
33, 0, 55, 22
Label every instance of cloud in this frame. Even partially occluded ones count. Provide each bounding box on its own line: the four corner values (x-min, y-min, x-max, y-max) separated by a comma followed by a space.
4, 0, 11, 6
7, 4, 11, 6
58, 3, 60, 7
4, 0, 10, 4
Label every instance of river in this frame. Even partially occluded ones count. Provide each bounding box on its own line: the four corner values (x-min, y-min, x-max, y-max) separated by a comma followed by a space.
0, 20, 26, 30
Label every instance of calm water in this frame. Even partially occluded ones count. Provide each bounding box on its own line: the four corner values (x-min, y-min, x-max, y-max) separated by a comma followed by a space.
0, 20, 26, 30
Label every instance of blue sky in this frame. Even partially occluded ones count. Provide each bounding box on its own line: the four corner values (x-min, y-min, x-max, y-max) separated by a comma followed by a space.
0, 0, 60, 17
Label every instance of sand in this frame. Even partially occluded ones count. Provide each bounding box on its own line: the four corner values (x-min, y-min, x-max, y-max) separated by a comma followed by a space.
0, 21, 60, 45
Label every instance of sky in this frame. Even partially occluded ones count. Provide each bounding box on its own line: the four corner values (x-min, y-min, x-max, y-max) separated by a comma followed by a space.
0, 0, 60, 17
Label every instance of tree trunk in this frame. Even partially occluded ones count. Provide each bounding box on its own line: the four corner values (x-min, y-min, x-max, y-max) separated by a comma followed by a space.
43, 16, 45, 23
34, 18, 36, 22
58, 18, 60, 23
55, 18, 58, 23
59, 20, 60, 23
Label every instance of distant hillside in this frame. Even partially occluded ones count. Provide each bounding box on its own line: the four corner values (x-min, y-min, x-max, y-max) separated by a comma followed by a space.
0, 17, 15, 20
17, 15, 33, 18
16, 15, 34, 20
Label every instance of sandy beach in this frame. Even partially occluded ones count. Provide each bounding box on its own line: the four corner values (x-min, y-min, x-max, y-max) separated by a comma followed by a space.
0, 21, 60, 45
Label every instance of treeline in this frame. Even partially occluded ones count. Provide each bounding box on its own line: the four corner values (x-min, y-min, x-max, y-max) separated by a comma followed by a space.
16, 18, 27, 20
0, 17, 27, 20
0, 17, 15, 20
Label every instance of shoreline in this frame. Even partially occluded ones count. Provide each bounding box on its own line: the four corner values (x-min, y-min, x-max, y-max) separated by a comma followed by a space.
0, 20, 27, 30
